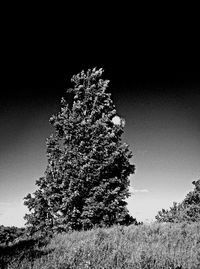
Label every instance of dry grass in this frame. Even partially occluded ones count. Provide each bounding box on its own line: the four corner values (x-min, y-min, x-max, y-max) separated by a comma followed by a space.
4, 222, 200, 269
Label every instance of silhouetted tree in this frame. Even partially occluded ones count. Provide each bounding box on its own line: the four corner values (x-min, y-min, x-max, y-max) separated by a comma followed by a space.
24, 68, 136, 234
156, 178, 200, 223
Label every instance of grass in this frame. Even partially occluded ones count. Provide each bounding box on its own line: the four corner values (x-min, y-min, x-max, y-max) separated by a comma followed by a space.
1, 222, 200, 269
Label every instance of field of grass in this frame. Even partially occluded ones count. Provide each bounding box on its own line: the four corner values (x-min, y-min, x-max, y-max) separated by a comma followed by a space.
1, 222, 200, 269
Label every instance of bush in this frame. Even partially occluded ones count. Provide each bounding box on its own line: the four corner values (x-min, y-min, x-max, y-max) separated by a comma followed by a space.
0, 225, 25, 246
156, 179, 200, 223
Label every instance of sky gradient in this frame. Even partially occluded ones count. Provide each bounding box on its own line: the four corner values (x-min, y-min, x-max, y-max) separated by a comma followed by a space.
0, 62, 200, 227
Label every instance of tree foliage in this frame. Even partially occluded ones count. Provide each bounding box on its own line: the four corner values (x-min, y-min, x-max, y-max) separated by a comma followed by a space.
156, 179, 200, 223
24, 68, 136, 234
0, 225, 25, 246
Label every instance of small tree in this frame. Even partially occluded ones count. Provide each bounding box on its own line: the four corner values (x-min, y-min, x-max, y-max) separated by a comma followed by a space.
156, 178, 200, 223
24, 68, 136, 234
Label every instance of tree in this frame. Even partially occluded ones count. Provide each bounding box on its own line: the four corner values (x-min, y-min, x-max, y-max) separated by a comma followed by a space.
155, 178, 200, 223
24, 68, 136, 234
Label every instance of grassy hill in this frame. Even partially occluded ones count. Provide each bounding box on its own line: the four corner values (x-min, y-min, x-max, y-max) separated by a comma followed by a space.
1, 222, 200, 269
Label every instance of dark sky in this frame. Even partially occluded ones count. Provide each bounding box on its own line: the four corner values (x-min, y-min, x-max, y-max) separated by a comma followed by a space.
0, 23, 200, 225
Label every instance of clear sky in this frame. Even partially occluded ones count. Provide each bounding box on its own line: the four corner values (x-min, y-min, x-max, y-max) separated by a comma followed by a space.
1, 4, 200, 228
0, 63, 199, 227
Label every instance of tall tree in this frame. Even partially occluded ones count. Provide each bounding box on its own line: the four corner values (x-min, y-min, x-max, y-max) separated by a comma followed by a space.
156, 178, 200, 223
24, 68, 136, 234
